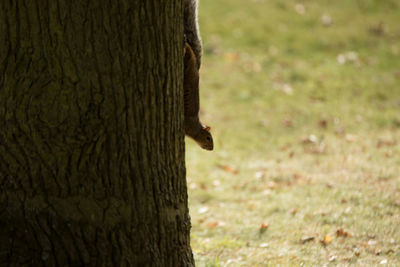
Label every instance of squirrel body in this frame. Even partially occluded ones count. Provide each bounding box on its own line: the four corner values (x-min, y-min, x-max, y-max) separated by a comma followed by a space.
184, 0, 213, 151
184, 43, 213, 150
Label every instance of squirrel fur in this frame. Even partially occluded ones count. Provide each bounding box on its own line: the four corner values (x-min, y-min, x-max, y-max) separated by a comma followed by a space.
184, 43, 213, 151
184, 0, 213, 151
184, 0, 202, 69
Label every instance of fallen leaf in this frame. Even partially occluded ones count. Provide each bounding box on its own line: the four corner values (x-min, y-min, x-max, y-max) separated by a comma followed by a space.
300, 236, 315, 244
218, 164, 239, 174
280, 143, 291, 151
254, 171, 266, 179
293, 173, 303, 180
304, 144, 327, 154
198, 207, 209, 214
282, 118, 293, 127
200, 183, 208, 190
354, 248, 361, 256
318, 119, 328, 128
260, 223, 269, 229
264, 181, 278, 189
313, 210, 329, 216
259, 223, 270, 234
344, 206, 352, 213
321, 235, 332, 246
282, 83, 293, 95
334, 127, 346, 135
212, 180, 221, 187
328, 255, 337, 262
337, 51, 359, 65
259, 243, 269, 248
336, 228, 352, 238
342, 256, 353, 262
386, 249, 395, 254
224, 52, 239, 62
207, 222, 219, 228
189, 183, 198, 189
290, 208, 298, 215
377, 138, 396, 148
302, 134, 318, 144
385, 150, 393, 158
226, 257, 242, 265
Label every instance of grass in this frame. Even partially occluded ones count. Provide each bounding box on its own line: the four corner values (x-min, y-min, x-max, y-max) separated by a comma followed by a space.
185, 0, 400, 266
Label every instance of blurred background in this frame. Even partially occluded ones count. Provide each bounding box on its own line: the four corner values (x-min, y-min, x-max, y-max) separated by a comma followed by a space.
185, 0, 400, 266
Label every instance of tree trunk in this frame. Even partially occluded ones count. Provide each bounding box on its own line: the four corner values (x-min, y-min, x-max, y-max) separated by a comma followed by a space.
0, 1, 194, 266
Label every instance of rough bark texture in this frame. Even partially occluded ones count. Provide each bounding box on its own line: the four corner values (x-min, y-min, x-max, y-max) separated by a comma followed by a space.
0, 1, 194, 266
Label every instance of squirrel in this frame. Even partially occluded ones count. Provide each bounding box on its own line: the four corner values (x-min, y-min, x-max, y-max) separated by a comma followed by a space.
184, 43, 213, 151
183, 0, 213, 151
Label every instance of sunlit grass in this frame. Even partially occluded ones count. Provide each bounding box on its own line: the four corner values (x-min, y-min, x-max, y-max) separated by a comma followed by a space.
186, 0, 400, 265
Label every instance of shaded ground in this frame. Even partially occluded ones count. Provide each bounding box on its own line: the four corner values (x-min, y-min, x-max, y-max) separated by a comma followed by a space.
186, 0, 400, 265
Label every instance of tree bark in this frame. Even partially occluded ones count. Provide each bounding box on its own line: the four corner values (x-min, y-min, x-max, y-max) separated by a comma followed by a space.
0, 1, 194, 266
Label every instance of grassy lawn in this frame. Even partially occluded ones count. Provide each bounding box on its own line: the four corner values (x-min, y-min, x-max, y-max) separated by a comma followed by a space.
185, 0, 400, 266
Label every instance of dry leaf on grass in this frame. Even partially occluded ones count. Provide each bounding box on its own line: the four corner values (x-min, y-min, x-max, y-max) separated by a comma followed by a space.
320, 235, 332, 246
336, 228, 352, 238
290, 208, 298, 215
207, 222, 219, 228
380, 259, 388, 264
254, 171, 266, 180
282, 118, 293, 127
328, 255, 337, 262
377, 138, 396, 148
218, 164, 239, 174
300, 236, 315, 244
207, 221, 226, 228
259, 223, 270, 234
304, 144, 327, 154
264, 181, 278, 189
212, 180, 221, 187
386, 249, 395, 254
224, 52, 239, 62
318, 119, 328, 128
301, 134, 318, 144
198, 207, 209, 214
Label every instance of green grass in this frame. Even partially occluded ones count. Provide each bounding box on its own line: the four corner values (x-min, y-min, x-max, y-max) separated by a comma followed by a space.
185, 0, 400, 266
